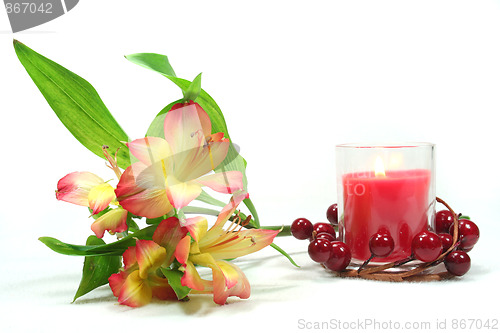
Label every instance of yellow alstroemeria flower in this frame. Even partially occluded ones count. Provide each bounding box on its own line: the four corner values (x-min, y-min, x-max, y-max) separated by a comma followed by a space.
109, 239, 176, 307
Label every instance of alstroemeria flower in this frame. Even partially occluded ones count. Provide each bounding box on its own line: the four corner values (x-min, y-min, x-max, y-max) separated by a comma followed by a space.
115, 101, 243, 217
109, 239, 176, 307
55, 147, 130, 238
166, 192, 279, 305
56, 171, 115, 215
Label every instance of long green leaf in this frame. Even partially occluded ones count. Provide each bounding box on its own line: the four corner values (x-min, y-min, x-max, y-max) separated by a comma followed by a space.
271, 243, 299, 268
14, 40, 131, 169
243, 197, 260, 228
125, 53, 177, 77
39, 225, 156, 256
73, 236, 121, 302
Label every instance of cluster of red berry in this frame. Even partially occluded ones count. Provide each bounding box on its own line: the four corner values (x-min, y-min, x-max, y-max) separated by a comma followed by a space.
291, 204, 351, 272
291, 204, 480, 278
434, 210, 480, 276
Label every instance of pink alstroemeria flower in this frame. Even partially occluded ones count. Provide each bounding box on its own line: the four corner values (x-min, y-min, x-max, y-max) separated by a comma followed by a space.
115, 101, 243, 217
109, 239, 176, 307
55, 147, 128, 238
56, 171, 115, 215
167, 192, 279, 305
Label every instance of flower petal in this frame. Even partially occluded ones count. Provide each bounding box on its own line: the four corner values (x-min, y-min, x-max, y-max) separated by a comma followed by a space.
56, 171, 104, 207
118, 270, 152, 307
153, 217, 188, 265
90, 207, 129, 238
206, 228, 280, 261
209, 132, 225, 142
88, 183, 116, 215
115, 163, 173, 218
108, 271, 127, 298
190, 252, 217, 267
165, 176, 202, 210
196, 171, 243, 195
181, 216, 208, 243
165, 102, 211, 155
127, 137, 172, 166
175, 141, 230, 181
174, 235, 191, 265
181, 260, 206, 291
211, 261, 250, 305
135, 240, 167, 280
122, 246, 138, 270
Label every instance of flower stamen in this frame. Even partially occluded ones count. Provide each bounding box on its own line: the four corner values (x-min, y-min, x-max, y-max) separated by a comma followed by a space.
204, 136, 216, 170
102, 145, 122, 178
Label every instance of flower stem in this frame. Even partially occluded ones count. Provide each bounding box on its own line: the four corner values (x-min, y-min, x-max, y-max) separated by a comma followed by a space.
183, 206, 221, 216
257, 225, 291, 237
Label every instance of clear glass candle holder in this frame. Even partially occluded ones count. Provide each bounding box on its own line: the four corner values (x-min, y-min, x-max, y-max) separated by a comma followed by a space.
336, 143, 436, 266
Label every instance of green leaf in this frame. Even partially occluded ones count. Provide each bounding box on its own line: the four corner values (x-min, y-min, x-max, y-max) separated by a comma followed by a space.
39, 225, 156, 256
73, 236, 121, 302
271, 243, 299, 268
146, 216, 165, 225
88, 207, 111, 220
160, 268, 191, 300
243, 198, 260, 228
126, 213, 140, 233
124, 53, 177, 77
183, 73, 202, 102
14, 40, 131, 169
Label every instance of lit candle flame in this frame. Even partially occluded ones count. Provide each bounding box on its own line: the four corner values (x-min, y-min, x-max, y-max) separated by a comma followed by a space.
375, 156, 386, 177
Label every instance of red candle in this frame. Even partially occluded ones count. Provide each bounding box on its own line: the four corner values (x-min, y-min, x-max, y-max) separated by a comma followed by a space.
342, 168, 431, 262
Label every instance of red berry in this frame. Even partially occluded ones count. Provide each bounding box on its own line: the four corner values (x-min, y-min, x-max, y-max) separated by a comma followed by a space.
412, 231, 443, 262
316, 232, 336, 242
324, 241, 351, 271
369, 233, 395, 257
453, 219, 480, 250
326, 204, 338, 225
291, 218, 313, 240
438, 233, 453, 253
445, 250, 471, 276
313, 222, 336, 238
308, 239, 333, 263
435, 210, 455, 233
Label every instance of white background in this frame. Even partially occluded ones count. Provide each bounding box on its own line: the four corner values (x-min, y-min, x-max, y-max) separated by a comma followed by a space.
1, 1, 499, 332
